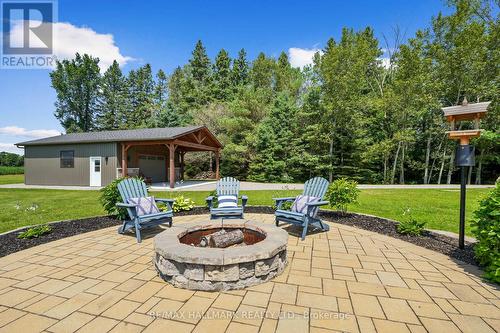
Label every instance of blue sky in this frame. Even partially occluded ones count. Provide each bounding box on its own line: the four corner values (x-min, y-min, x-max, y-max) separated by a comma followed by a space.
0, 0, 450, 154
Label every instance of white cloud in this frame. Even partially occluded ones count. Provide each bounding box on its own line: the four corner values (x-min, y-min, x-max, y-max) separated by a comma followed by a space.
288, 47, 323, 68
0, 126, 60, 138
0, 143, 23, 154
9, 20, 133, 70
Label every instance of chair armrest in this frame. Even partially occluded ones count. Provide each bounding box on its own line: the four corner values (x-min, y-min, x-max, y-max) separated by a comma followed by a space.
272, 197, 295, 202
305, 201, 329, 206
116, 202, 137, 208
206, 196, 214, 209
155, 198, 174, 211
241, 195, 248, 208
273, 197, 295, 210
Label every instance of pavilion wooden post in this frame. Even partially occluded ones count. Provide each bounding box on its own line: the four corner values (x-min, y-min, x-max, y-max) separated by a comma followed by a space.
121, 143, 129, 177
180, 151, 185, 181
168, 143, 177, 188
215, 148, 221, 180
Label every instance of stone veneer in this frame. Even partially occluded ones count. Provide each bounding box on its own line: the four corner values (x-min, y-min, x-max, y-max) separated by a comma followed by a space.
153, 220, 288, 291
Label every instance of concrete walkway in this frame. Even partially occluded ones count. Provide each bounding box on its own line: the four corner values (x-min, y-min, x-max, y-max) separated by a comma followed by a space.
0, 213, 498, 333
1, 182, 493, 192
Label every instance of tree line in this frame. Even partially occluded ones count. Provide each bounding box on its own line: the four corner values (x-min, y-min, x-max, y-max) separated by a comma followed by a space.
0, 152, 23, 167
50, 0, 499, 184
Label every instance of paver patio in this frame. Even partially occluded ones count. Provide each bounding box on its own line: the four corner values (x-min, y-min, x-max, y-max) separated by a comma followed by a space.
0, 213, 499, 333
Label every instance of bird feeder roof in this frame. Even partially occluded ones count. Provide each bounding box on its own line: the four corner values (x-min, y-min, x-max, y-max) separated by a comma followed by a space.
442, 100, 491, 117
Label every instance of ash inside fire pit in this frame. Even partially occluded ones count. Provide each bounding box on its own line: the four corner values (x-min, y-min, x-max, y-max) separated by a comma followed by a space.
180, 228, 266, 248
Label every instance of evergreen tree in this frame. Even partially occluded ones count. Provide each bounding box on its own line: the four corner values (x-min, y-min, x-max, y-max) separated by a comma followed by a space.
249, 93, 303, 182
250, 52, 275, 91
97, 60, 129, 130
189, 40, 211, 84
232, 48, 249, 86
50, 53, 101, 132
275, 51, 292, 92
212, 49, 232, 101
127, 64, 155, 127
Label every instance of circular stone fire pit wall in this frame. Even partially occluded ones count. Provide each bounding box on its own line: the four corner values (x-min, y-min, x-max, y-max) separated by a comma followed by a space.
153, 220, 288, 291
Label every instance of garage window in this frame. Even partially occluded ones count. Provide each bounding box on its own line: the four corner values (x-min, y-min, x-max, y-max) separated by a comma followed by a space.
60, 150, 74, 168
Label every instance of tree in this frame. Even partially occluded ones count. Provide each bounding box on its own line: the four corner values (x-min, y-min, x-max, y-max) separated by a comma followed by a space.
249, 93, 303, 182
50, 53, 101, 132
0, 152, 23, 166
212, 49, 232, 101
189, 40, 211, 84
250, 52, 275, 91
127, 64, 155, 127
232, 48, 249, 86
97, 60, 129, 130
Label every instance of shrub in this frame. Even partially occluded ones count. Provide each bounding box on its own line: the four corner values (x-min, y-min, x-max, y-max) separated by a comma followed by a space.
207, 190, 218, 208
397, 208, 426, 236
471, 181, 500, 283
99, 177, 130, 219
18, 224, 52, 239
172, 196, 195, 212
326, 178, 360, 214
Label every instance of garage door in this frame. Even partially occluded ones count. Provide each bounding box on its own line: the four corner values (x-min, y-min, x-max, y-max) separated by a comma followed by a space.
138, 155, 166, 182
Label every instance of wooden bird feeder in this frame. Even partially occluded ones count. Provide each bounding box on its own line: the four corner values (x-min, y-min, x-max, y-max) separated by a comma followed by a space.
441, 97, 490, 249
442, 97, 490, 145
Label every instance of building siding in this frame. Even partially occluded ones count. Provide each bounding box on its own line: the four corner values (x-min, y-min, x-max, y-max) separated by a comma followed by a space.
24, 143, 117, 186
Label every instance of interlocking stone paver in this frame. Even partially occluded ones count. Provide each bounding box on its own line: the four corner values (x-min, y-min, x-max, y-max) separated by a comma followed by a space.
76, 316, 119, 333
101, 299, 141, 320
212, 293, 243, 311
420, 317, 461, 333
242, 291, 270, 308
0, 313, 56, 332
297, 292, 338, 311
79, 290, 127, 315
448, 313, 496, 333
372, 318, 410, 333
0, 308, 25, 327
351, 293, 385, 319
347, 281, 388, 297
46, 311, 94, 333
378, 297, 419, 324
0, 213, 498, 333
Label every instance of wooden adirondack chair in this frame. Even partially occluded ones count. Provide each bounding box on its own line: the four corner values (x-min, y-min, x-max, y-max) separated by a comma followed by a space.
274, 177, 330, 240
206, 177, 248, 219
116, 178, 174, 243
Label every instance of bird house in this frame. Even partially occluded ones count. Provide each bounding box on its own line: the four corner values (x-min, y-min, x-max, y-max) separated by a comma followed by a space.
442, 97, 490, 145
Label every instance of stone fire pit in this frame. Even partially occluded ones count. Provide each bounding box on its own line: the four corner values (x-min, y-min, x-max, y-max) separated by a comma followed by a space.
153, 220, 288, 291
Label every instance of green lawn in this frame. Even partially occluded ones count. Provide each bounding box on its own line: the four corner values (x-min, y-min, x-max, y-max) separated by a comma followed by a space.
0, 188, 491, 235
0, 174, 24, 185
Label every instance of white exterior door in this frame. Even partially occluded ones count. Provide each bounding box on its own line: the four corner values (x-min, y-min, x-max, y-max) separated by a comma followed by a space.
89, 157, 102, 187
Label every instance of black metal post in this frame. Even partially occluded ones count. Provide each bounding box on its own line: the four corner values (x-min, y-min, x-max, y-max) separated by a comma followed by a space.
459, 166, 467, 249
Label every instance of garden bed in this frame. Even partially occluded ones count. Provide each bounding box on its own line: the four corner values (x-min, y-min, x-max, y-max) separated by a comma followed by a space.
0, 206, 476, 265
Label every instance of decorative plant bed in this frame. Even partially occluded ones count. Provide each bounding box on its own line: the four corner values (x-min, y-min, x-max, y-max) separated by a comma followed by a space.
154, 220, 288, 291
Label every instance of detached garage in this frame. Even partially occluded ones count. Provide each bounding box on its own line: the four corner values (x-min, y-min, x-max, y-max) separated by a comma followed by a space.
16, 126, 222, 188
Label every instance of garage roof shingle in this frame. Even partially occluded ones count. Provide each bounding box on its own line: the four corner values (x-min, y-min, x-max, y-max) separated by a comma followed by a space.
16, 126, 207, 146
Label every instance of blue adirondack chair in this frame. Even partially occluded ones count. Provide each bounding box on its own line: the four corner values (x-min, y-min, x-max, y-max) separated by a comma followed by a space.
206, 177, 248, 219
116, 178, 174, 243
274, 177, 330, 240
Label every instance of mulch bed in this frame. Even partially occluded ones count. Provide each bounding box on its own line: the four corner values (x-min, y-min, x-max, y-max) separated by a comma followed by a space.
0, 217, 120, 258
0, 206, 477, 266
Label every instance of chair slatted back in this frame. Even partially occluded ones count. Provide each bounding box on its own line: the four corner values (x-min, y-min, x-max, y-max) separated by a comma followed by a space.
303, 177, 329, 199
118, 178, 148, 219
216, 177, 240, 197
